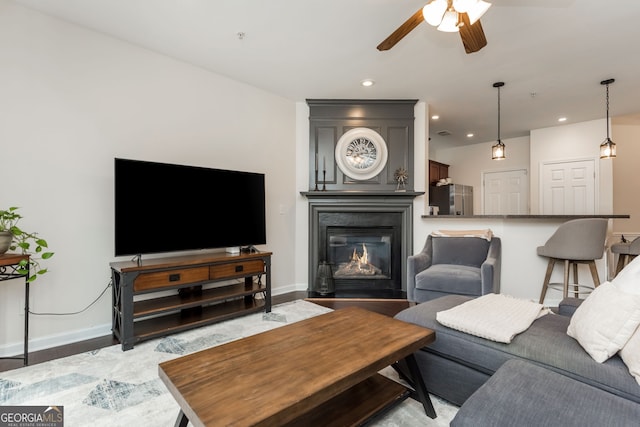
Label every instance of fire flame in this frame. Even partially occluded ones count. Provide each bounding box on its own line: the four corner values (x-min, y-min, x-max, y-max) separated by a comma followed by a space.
351, 244, 369, 270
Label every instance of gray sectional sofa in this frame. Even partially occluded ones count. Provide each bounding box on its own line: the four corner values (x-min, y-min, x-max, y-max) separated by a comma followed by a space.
394, 295, 640, 424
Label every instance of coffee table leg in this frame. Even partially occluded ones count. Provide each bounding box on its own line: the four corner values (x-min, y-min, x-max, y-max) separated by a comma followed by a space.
393, 355, 437, 419
174, 410, 189, 427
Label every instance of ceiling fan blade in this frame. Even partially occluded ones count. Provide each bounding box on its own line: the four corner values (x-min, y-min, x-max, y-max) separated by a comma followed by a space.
377, 8, 424, 51
459, 13, 487, 54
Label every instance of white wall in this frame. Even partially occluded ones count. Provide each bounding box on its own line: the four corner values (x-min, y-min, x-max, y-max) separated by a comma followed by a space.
530, 119, 613, 214
432, 136, 530, 213
0, 1, 297, 355
612, 119, 640, 234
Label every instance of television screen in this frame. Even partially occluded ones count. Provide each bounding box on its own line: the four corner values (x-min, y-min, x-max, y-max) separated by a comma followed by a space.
114, 158, 266, 256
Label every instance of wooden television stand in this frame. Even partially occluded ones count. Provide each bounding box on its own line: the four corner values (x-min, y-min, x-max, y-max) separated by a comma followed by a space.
110, 251, 272, 351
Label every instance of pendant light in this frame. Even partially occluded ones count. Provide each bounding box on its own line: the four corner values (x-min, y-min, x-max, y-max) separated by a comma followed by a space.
599, 78, 616, 159
491, 81, 505, 160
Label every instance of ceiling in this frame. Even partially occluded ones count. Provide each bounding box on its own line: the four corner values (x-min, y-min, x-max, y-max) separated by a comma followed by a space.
13, 0, 640, 149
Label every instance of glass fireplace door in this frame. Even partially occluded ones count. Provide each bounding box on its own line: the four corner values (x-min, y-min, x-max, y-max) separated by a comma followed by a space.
327, 228, 392, 280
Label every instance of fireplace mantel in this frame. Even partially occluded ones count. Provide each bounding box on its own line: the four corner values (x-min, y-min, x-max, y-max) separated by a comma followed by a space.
301, 191, 424, 199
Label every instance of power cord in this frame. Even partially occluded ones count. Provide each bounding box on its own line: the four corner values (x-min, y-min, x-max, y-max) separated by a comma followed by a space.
29, 279, 112, 316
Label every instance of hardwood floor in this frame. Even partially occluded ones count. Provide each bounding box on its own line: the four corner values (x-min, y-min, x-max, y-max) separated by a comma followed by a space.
0, 291, 409, 373
305, 297, 411, 318
0, 292, 304, 373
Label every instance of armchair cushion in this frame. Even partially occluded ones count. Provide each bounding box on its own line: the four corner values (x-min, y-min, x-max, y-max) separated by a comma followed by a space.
415, 264, 482, 296
431, 236, 490, 267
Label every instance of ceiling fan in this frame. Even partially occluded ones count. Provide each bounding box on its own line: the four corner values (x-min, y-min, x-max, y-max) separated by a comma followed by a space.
377, 0, 492, 54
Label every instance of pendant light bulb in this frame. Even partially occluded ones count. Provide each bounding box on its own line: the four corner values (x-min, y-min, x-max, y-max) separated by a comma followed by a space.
492, 140, 505, 160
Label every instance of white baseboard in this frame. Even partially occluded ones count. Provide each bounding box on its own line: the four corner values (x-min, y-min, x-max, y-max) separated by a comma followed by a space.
0, 285, 310, 357
0, 323, 111, 358
272, 283, 308, 295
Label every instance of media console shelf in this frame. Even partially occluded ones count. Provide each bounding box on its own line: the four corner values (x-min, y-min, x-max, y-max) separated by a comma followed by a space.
110, 251, 271, 351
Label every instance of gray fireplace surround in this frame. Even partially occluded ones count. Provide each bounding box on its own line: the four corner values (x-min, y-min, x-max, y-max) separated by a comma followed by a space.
303, 191, 423, 298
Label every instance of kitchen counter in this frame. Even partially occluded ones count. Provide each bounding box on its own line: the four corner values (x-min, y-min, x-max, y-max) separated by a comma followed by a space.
422, 214, 630, 219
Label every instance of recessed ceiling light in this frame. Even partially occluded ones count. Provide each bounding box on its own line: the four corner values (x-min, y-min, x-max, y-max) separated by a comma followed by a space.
431, 115, 439, 120
361, 79, 375, 87
558, 117, 567, 122
467, 133, 474, 138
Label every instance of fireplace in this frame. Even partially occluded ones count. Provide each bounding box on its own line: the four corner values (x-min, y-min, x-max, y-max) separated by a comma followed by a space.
305, 193, 420, 298
329, 230, 392, 280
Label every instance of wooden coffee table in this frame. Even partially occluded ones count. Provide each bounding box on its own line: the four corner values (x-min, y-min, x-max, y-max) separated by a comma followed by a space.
159, 306, 436, 426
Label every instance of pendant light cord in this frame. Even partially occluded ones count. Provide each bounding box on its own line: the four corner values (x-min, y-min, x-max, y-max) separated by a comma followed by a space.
497, 85, 501, 141
493, 81, 505, 141
600, 78, 615, 140
605, 82, 610, 138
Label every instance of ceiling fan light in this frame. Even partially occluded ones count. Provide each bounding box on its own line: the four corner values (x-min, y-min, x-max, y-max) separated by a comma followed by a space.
467, 0, 492, 25
437, 10, 460, 32
423, 0, 448, 27
600, 138, 616, 159
452, 0, 478, 13
492, 140, 505, 160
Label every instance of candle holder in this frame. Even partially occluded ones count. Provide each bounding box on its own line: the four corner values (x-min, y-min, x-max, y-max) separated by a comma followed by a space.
322, 170, 326, 191
314, 169, 319, 191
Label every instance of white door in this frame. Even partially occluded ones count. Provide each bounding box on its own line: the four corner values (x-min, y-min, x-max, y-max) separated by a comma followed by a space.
483, 169, 529, 214
541, 159, 595, 214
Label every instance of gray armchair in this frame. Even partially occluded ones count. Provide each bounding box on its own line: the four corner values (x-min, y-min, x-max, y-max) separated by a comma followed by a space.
407, 235, 501, 303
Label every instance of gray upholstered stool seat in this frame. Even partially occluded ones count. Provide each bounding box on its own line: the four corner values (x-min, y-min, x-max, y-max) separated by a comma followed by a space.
451, 359, 640, 427
537, 218, 608, 304
611, 237, 640, 276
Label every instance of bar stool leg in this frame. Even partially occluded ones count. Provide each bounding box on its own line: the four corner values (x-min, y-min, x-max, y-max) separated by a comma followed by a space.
539, 258, 556, 304
615, 254, 627, 276
563, 259, 571, 299
588, 261, 601, 288
571, 261, 579, 298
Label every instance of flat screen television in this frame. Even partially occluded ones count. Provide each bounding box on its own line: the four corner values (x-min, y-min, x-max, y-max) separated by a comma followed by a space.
114, 158, 266, 256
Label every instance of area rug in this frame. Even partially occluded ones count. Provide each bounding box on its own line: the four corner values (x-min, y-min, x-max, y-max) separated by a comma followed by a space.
0, 300, 458, 426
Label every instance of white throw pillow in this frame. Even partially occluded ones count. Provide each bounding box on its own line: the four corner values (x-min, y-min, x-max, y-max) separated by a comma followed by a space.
612, 254, 640, 295
567, 281, 640, 363
620, 327, 640, 385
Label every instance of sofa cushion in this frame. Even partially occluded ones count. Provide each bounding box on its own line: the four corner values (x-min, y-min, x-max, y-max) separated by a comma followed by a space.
612, 254, 640, 294
431, 236, 490, 267
415, 264, 481, 295
621, 328, 640, 386
451, 359, 640, 427
395, 295, 640, 403
567, 281, 640, 363
610, 256, 640, 384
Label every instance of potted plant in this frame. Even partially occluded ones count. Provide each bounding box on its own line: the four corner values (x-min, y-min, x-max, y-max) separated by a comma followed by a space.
0, 206, 54, 282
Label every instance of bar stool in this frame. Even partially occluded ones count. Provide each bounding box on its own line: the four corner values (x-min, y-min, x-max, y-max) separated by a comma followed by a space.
537, 218, 608, 304
611, 237, 640, 276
